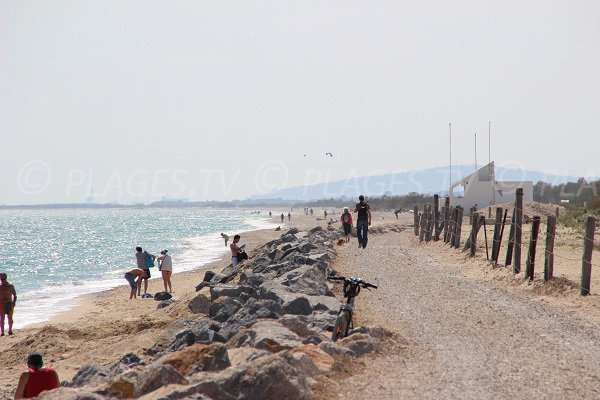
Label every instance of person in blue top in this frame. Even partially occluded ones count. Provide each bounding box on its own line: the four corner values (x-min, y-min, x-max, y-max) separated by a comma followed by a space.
354, 195, 372, 249
135, 247, 155, 297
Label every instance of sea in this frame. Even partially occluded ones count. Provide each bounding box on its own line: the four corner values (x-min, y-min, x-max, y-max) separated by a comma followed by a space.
0, 207, 276, 329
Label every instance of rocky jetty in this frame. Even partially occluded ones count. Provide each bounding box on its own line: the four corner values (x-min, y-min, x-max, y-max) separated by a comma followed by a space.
39, 226, 387, 400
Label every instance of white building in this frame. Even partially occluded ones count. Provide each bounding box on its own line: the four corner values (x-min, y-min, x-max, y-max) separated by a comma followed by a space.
448, 162, 533, 210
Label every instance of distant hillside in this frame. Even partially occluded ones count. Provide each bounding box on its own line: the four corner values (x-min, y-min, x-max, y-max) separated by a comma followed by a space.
250, 164, 588, 201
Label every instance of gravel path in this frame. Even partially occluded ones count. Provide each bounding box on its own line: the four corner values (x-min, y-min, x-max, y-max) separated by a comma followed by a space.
319, 227, 600, 400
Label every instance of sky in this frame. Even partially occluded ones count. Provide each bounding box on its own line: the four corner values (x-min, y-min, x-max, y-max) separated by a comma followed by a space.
1, 0, 599, 205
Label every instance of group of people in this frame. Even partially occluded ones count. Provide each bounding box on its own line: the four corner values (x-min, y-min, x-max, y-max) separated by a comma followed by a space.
124, 247, 173, 299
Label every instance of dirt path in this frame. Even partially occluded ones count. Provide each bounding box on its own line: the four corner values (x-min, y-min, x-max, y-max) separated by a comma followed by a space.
320, 225, 600, 400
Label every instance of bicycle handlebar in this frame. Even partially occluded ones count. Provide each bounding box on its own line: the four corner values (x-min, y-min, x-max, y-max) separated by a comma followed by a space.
327, 275, 378, 289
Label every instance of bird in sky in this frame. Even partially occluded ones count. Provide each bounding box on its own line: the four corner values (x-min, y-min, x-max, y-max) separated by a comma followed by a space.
325, 152, 333, 157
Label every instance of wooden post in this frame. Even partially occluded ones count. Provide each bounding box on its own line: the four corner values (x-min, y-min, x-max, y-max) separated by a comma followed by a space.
525, 216, 541, 281
482, 216, 489, 260
413, 206, 419, 236
555, 207, 560, 218
449, 207, 457, 245
488, 206, 492, 218
581, 215, 596, 296
419, 212, 426, 242
513, 188, 524, 274
433, 195, 440, 241
443, 198, 450, 242
454, 207, 464, 249
505, 208, 516, 266
491, 207, 503, 262
470, 212, 479, 256
544, 215, 556, 281
425, 205, 432, 243
495, 209, 508, 265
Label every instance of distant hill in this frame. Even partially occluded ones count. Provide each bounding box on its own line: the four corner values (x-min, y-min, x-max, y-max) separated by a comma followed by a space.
250, 164, 590, 201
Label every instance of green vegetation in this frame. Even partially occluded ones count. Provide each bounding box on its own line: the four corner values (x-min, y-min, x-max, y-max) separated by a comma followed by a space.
296, 192, 434, 211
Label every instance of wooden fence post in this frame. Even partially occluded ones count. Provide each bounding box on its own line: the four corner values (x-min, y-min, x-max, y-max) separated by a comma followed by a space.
454, 207, 464, 249
443, 198, 450, 242
448, 207, 457, 245
581, 215, 596, 296
544, 215, 556, 281
556, 207, 560, 218
525, 216, 541, 281
419, 212, 426, 242
495, 209, 508, 265
505, 208, 516, 266
482, 215, 489, 260
513, 188, 524, 274
433, 195, 440, 241
470, 212, 479, 256
491, 207, 503, 262
425, 205, 432, 243
414, 206, 419, 236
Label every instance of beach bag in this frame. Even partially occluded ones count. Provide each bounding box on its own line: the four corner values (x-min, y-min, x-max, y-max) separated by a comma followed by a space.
144, 252, 154, 268
236, 251, 248, 262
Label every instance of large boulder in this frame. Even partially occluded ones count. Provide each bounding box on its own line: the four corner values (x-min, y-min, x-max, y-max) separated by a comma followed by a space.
227, 347, 271, 366
290, 344, 335, 374
159, 343, 231, 375
226, 320, 302, 353
36, 388, 104, 399
217, 298, 284, 340
210, 284, 257, 302
188, 293, 211, 314
108, 353, 145, 376
338, 333, 381, 356
134, 363, 188, 397
68, 364, 109, 388
154, 291, 172, 301
210, 296, 244, 322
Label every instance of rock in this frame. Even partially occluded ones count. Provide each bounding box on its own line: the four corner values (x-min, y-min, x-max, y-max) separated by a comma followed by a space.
285, 228, 300, 235
299, 242, 317, 253
302, 335, 323, 345
281, 233, 298, 243
106, 375, 136, 398
168, 329, 197, 352
228, 347, 271, 366
283, 296, 313, 316
310, 311, 338, 331
339, 333, 380, 356
136, 385, 211, 400
187, 293, 211, 314
108, 353, 145, 376
188, 352, 311, 400
308, 226, 324, 233
308, 295, 341, 314
134, 363, 188, 397
291, 344, 335, 373
36, 388, 105, 399
68, 364, 109, 388
159, 343, 231, 375
210, 284, 257, 302
318, 341, 353, 357
154, 291, 172, 301
218, 298, 284, 340
226, 320, 302, 353
157, 299, 174, 309
278, 350, 319, 378
276, 242, 293, 253
274, 265, 333, 297
278, 315, 319, 338
210, 296, 244, 323
349, 325, 393, 340
239, 271, 266, 287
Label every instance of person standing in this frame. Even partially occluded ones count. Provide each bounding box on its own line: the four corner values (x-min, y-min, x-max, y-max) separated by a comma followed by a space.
220, 233, 229, 247
0, 272, 17, 336
135, 247, 155, 297
14, 352, 60, 398
354, 195, 372, 249
340, 207, 353, 243
158, 250, 173, 293
324, 210, 328, 219
124, 269, 147, 299
280, 213, 284, 223
287, 212, 291, 221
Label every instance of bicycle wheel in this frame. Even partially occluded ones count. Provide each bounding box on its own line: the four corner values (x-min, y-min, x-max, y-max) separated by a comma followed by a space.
331, 310, 350, 342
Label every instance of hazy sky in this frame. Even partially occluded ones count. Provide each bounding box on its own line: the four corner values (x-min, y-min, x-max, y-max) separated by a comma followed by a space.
2, 0, 599, 205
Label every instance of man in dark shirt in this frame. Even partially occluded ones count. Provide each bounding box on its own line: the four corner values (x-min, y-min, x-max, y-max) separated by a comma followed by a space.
354, 195, 372, 249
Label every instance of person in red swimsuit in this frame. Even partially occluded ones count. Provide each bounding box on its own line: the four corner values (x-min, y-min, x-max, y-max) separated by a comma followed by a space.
14, 353, 60, 399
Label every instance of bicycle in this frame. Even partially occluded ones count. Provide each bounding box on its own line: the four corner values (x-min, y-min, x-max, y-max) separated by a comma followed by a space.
327, 274, 378, 341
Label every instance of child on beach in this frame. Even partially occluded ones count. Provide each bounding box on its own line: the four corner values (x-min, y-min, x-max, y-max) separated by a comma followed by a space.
124, 269, 147, 299
340, 207, 353, 242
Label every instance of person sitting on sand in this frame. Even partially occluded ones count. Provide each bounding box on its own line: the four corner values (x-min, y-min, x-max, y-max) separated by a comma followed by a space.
0, 272, 17, 336
158, 249, 173, 293
340, 207, 353, 242
220, 233, 229, 247
14, 352, 60, 399
124, 269, 147, 299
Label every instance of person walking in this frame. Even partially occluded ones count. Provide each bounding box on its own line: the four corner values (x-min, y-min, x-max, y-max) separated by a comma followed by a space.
158, 249, 173, 293
135, 247, 155, 297
0, 272, 17, 336
354, 195, 372, 248
340, 207, 353, 243
14, 352, 60, 398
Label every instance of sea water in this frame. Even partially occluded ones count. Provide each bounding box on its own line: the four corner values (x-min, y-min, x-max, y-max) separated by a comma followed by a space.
0, 207, 275, 328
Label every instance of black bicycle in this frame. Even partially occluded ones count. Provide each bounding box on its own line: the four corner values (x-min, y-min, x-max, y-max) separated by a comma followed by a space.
327, 275, 377, 341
